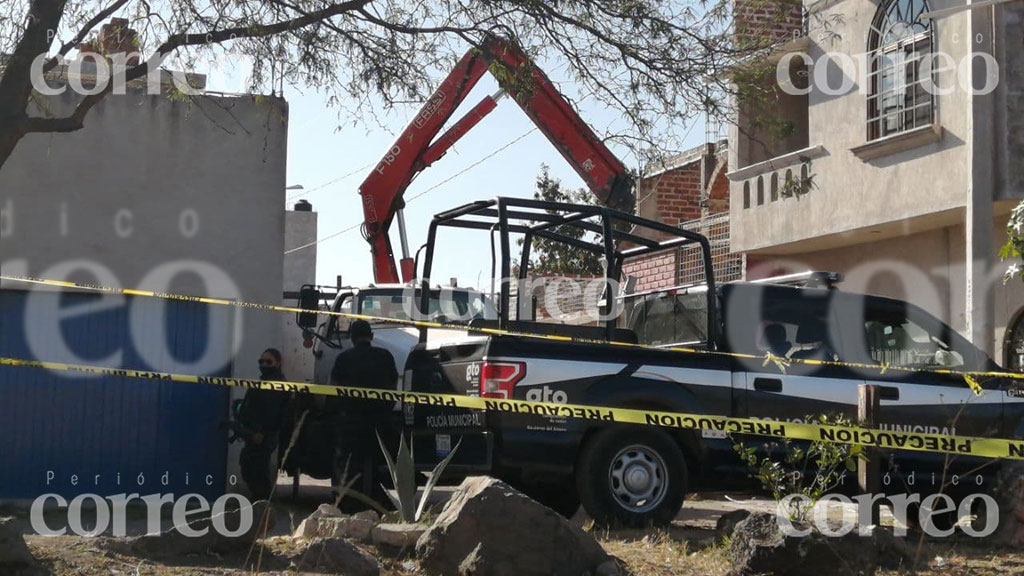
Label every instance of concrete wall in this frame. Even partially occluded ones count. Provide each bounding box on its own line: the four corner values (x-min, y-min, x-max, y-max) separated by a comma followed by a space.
748, 214, 1024, 365
730, 0, 975, 252
0, 85, 288, 487
998, 3, 1024, 199
281, 208, 317, 384
748, 225, 961, 327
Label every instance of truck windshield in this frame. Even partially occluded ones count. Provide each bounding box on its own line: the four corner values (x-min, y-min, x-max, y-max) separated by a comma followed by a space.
359, 290, 495, 324
863, 306, 979, 370
327, 289, 496, 342
621, 290, 708, 347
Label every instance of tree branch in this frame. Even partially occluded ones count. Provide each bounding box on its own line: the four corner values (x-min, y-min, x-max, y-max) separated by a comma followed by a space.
42, 0, 131, 74
0, 0, 68, 126
23, 0, 374, 134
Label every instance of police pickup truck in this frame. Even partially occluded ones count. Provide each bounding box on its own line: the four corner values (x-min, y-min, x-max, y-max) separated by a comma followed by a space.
402, 198, 1022, 527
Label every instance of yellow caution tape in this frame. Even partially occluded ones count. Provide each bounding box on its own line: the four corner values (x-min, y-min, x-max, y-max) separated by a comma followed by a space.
2, 356, 1024, 462
1, 274, 1017, 395
964, 373, 984, 395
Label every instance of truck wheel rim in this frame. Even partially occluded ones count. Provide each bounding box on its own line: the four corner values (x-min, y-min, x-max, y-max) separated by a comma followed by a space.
609, 444, 667, 513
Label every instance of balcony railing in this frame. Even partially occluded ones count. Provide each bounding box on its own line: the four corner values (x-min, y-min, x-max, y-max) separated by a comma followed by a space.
727, 145, 827, 209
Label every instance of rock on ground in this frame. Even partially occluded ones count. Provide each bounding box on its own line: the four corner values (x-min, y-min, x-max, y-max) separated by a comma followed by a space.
728, 511, 909, 576
290, 537, 381, 576
416, 476, 610, 576
0, 517, 40, 573
296, 505, 379, 542
716, 510, 752, 537
101, 500, 274, 558
372, 523, 426, 549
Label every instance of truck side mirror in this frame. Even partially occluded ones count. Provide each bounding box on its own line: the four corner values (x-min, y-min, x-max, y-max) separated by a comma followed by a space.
297, 285, 322, 329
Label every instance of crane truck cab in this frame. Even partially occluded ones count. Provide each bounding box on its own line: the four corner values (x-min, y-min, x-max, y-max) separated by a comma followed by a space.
296, 283, 498, 385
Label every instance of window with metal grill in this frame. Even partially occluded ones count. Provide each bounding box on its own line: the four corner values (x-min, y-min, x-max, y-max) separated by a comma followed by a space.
867, 0, 935, 141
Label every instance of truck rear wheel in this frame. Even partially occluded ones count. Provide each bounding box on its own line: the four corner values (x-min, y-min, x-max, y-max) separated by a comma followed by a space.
576, 427, 687, 527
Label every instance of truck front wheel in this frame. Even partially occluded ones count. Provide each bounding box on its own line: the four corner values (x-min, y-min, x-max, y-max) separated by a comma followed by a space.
576, 427, 687, 527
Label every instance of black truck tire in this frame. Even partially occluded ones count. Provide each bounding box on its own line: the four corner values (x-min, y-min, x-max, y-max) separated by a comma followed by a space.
576, 427, 687, 527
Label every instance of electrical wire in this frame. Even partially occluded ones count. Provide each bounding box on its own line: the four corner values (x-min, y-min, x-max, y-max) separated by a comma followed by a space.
283, 128, 538, 255
288, 161, 376, 201
284, 221, 363, 255
404, 128, 537, 203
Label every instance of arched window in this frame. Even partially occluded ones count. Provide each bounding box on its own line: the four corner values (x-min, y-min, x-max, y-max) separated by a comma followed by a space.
743, 182, 751, 209
868, 0, 934, 140
756, 176, 765, 205
770, 173, 779, 202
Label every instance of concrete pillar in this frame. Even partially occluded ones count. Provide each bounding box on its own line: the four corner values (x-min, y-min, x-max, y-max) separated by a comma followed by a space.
283, 202, 318, 384
965, 6, 999, 356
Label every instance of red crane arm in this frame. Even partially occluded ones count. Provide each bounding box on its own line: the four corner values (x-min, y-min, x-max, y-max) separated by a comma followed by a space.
358, 48, 493, 284
359, 35, 634, 284
484, 37, 634, 214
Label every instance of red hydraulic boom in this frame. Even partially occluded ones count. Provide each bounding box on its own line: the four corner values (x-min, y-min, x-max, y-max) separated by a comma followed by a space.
359, 35, 634, 284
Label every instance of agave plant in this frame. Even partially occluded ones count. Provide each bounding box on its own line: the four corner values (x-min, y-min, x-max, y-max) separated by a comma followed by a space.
377, 432, 461, 523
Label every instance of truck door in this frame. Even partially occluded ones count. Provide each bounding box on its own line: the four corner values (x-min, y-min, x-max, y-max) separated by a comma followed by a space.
313, 293, 354, 384
727, 286, 862, 424
835, 297, 1003, 489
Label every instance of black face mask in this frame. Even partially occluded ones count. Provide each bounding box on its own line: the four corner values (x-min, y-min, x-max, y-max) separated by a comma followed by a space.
259, 365, 279, 378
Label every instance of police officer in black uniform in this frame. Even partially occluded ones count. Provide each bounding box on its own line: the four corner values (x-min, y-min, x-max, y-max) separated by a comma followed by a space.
237, 348, 288, 500
329, 320, 398, 509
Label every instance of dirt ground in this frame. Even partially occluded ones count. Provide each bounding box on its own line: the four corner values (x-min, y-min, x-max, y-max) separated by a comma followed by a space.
10, 475, 1024, 575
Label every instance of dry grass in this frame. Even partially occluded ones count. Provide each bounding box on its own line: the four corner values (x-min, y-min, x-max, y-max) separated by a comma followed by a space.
23, 518, 1024, 576
597, 527, 730, 576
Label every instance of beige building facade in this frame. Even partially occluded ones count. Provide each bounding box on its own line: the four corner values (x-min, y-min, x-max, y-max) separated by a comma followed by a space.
728, 0, 1024, 366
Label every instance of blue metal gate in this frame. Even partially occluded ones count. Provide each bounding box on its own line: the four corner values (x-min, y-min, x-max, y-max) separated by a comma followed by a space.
0, 289, 234, 499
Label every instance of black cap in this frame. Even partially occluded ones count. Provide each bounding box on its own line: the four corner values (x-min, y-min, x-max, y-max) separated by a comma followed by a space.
350, 320, 373, 340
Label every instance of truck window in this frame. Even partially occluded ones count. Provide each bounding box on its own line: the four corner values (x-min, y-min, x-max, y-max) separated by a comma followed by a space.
863, 310, 967, 369
754, 312, 835, 360
623, 291, 708, 347
327, 296, 353, 344
722, 288, 839, 362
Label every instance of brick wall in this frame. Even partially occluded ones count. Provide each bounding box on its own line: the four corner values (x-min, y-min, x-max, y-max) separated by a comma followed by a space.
640, 161, 705, 229
734, 0, 804, 48
622, 251, 679, 293
627, 144, 733, 291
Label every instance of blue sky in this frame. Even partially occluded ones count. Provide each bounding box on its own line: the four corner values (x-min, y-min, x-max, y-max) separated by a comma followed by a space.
277, 64, 708, 289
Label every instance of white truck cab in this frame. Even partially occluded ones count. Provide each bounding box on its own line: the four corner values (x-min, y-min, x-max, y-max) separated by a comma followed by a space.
299, 283, 497, 386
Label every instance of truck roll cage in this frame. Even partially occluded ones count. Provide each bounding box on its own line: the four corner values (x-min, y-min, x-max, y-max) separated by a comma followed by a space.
417, 196, 718, 346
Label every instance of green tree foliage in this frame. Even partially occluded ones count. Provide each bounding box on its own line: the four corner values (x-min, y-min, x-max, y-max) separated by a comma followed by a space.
1000, 202, 1024, 282
520, 165, 604, 277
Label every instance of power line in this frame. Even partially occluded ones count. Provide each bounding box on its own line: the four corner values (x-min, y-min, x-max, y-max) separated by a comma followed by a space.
283, 128, 537, 255
284, 221, 362, 255
288, 161, 376, 201
404, 128, 537, 203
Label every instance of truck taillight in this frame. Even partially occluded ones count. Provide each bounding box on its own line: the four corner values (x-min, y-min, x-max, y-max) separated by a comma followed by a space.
479, 361, 526, 399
